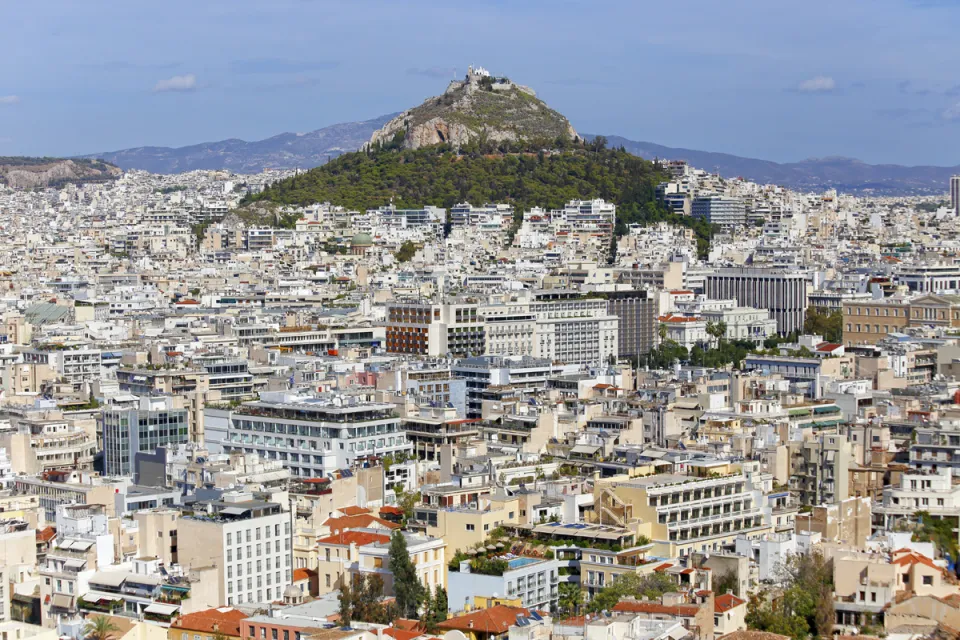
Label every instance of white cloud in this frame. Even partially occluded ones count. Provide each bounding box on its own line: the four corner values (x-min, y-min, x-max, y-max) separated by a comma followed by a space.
0, 95, 21, 105
797, 76, 836, 93
153, 74, 197, 93
943, 102, 960, 121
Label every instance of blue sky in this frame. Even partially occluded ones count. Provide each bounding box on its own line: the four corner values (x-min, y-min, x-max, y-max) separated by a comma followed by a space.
3, 0, 960, 165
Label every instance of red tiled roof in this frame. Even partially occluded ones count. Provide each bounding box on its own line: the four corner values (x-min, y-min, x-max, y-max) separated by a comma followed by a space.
653, 563, 674, 572
317, 530, 391, 547
715, 593, 746, 613
171, 607, 248, 635
36, 527, 56, 543
384, 629, 422, 640
323, 514, 400, 533
892, 551, 941, 571
393, 620, 425, 632
437, 606, 531, 635
339, 506, 372, 516
612, 601, 699, 616
380, 506, 404, 515
815, 343, 842, 352
292, 568, 314, 582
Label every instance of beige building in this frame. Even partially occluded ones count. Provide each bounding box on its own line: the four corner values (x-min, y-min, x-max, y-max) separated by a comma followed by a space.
135, 509, 179, 566
795, 496, 872, 548
789, 434, 854, 506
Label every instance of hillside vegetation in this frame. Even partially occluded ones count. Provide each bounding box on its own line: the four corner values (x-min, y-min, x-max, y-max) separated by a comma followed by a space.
0, 157, 120, 188
244, 139, 714, 253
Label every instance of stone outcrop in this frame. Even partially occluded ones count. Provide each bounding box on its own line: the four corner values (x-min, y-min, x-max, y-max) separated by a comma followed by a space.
367, 72, 578, 151
0, 158, 120, 188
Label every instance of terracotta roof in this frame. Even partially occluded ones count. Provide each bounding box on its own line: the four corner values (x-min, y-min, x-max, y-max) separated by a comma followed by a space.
383, 629, 423, 640
437, 605, 531, 635
393, 620, 425, 632
892, 551, 941, 571
714, 593, 746, 613
317, 530, 391, 547
338, 506, 372, 516
324, 514, 400, 533
815, 343, 842, 352
171, 607, 248, 635
653, 563, 674, 572
380, 505, 404, 515
36, 527, 56, 543
612, 601, 699, 616
292, 568, 314, 582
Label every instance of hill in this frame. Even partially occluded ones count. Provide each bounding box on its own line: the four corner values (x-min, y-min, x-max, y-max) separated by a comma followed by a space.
590, 135, 956, 195
243, 139, 713, 254
81, 114, 397, 174
367, 70, 577, 151
0, 157, 120, 189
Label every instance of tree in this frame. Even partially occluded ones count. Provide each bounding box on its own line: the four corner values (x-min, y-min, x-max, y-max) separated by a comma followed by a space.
393, 486, 420, 526
395, 241, 418, 263
587, 572, 677, 613
557, 582, 584, 616
425, 585, 449, 631
803, 308, 843, 343
389, 530, 425, 617
713, 570, 739, 597
337, 576, 354, 627
84, 616, 119, 640
746, 550, 834, 640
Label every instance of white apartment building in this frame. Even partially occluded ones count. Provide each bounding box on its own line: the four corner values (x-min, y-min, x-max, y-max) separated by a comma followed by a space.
875, 468, 960, 532
448, 556, 560, 613
21, 345, 102, 391
177, 491, 292, 607
207, 390, 412, 477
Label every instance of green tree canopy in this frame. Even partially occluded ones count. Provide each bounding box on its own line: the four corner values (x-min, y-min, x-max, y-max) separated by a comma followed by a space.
389, 530, 425, 617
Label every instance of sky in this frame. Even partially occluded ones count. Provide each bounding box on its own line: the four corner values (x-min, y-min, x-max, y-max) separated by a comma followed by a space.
3, 0, 960, 165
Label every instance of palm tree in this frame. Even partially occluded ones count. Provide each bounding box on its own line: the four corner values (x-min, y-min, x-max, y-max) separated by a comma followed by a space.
84, 615, 119, 640
658, 323, 668, 344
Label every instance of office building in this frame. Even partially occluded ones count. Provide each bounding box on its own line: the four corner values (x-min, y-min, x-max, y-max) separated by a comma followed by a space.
692, 196, 746, 228
705, 267, 808, 335
102, 396, 190, 477
952, 175, 960, 216
605, 289, 659, 358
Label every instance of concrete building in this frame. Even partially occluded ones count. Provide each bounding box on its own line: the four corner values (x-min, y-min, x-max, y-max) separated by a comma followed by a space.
706, 267, 808, 335
605, 289, 658, 358
208, 391, 412, 477
790, 434, 854, 506
692, 196, 746, 228
176, 491, 292, 608
448, 556, 560, 614
875, 468, 960, 532
102, 396, 190, 477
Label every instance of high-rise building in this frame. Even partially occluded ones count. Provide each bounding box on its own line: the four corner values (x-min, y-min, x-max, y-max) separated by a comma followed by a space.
604, 289, 659, 358
706, 267, 808, 335
789, 434, 854, 506
951, 175, 960, 216
102, 396, 190, 477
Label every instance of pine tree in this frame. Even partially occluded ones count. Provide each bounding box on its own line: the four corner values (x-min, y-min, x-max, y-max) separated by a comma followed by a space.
337, 577, 354, 627
433, 585, 448, 623
389, 530, 425, 617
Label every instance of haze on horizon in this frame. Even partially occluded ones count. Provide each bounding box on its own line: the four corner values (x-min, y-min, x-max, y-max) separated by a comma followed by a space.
3, 0, 960, 166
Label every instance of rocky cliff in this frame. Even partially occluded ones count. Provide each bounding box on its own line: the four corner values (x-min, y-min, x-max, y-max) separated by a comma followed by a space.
0, 157, 120, 188
367, 73, 577, 150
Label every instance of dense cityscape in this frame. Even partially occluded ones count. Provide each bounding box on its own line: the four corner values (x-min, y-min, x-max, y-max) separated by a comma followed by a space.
4, 9, 960, 640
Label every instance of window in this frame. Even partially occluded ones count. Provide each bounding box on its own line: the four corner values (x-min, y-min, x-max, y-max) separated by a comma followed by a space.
923, 575, 934, 586
466, 524, 475, 531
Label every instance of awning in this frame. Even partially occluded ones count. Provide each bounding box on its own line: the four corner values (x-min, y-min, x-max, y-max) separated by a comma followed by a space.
64, 559, 85, 570
221, 506, 251, 516
51, 594, 73, 609
90, 572, 127, 588
571, 444, 600, 455
144, 603, 179, 616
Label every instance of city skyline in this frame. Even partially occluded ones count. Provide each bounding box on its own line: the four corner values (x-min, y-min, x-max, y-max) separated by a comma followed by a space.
3, 0, 960, 165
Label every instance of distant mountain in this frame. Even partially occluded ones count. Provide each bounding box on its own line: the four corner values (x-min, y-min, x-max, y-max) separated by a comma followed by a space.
0, 157, 120, 188
588, 135, 956, 195
82, 114, 398, 174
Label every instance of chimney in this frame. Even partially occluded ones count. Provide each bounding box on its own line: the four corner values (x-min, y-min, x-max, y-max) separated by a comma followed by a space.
468, 621, 474, 629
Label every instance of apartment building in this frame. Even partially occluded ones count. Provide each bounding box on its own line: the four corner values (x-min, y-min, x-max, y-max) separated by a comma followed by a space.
209, 391, 412, 477
102, 395, 190, 477
910, 423, 960, 476
403, 405, 481, 460
789, 434, 854, 506
13, 474, 120, 521
0, 403, 98, 474
176, 491, 292, 607
386, 301, 485, 357
705, 267, 808, 335
448, 555, 560, 613
452, 355, 565, 419
600, 473, 770, 558
896, 262, 960, 293
21, 344, 102, 392
875, 468, 960, 532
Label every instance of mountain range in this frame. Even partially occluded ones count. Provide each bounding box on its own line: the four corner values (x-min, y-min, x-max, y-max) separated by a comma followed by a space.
83, 117, 956, 196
